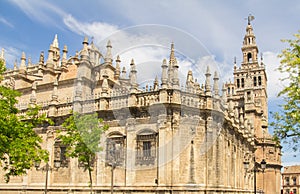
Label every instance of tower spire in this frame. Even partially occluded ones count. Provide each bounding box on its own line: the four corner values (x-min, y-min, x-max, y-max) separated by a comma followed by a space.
205, 66, 211, 96
62, 45, 68, 66
213, 71, 219, 97
168, 42, 177, 87
19, 52, 27, 73
161, 59, 168, 89
130, 58, 138, 92
105, 40, 113, 64
13, 59, 18, 71
52, 34, 59, 48
242, 14, 258, 65
46, 44, 54, 69
169, 42, 176, 64
80, 36, 89, 59
115, 55, 121, 79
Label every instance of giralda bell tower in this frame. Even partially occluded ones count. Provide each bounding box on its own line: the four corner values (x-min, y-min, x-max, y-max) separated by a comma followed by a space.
226, 15, 282, 194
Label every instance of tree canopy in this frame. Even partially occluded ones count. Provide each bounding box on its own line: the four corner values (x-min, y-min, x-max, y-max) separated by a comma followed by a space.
58, 112, 108, 193
0, 60, 49, 182
271, 32, 300, 152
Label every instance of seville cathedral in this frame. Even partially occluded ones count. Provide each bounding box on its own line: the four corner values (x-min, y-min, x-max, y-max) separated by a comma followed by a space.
0, 20, 282, 193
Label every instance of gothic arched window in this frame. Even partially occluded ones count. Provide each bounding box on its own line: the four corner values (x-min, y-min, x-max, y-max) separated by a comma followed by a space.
136, 129, 157, 165
254, 77, 257, 86
237, 79, 240, 88
106, 133, 126, 167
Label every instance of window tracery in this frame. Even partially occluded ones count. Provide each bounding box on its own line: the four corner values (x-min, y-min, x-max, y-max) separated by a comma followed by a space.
136, 130, 157, 165
106, 134, 125, 167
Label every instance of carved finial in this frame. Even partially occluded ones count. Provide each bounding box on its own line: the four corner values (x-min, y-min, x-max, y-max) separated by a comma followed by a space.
63, 45, 68, 52
80, 36, 89, 59
62, 45, 68, 65
206, 65, 210, 74
46, 45, 54, 68
105, 40, 113, 64
161, 59, 168, 89
205, 66, 211, 95
116, 55, 121, 62
21, 52, 26, 60
115, 55, 121, 78
130, 58, 137, 90
28, 56, 32, 67
83, 36, 89, 45
130, 58, 135, 66
20, 52, 27, 72
154, 76, 159, 90
169, 45, 179, 89
107, 40, 112, 48
39, 51, 44, 64
13, 59, 18, 70
52, 34, 59, 48
169, 42, 176, 65
121, 67, 126, 79
213, 71, 219, 97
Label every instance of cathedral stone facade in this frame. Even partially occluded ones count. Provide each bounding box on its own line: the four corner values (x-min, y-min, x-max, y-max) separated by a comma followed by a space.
0, 21, 281, 193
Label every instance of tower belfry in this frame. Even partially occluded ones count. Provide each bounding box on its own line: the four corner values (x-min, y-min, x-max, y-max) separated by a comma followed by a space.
230, 15, 268, 137
241, 15, 259, 66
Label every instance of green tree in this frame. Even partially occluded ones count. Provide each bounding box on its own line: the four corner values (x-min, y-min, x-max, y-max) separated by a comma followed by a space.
271, 32, 300, 152
0, 60, 49, 182
58, 112, 108, 193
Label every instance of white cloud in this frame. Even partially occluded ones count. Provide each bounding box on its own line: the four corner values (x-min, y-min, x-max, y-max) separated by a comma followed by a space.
62, 14, 230, 91
2, 47, 21, 69
0, 17, 14, 28
62, 15, 222, 87
63, 14, 119, 41
9, 0, 66, 28
7, 0, 295, 99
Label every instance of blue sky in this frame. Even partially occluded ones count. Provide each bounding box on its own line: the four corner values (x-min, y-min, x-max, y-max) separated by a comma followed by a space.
0, 0, 299, 166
